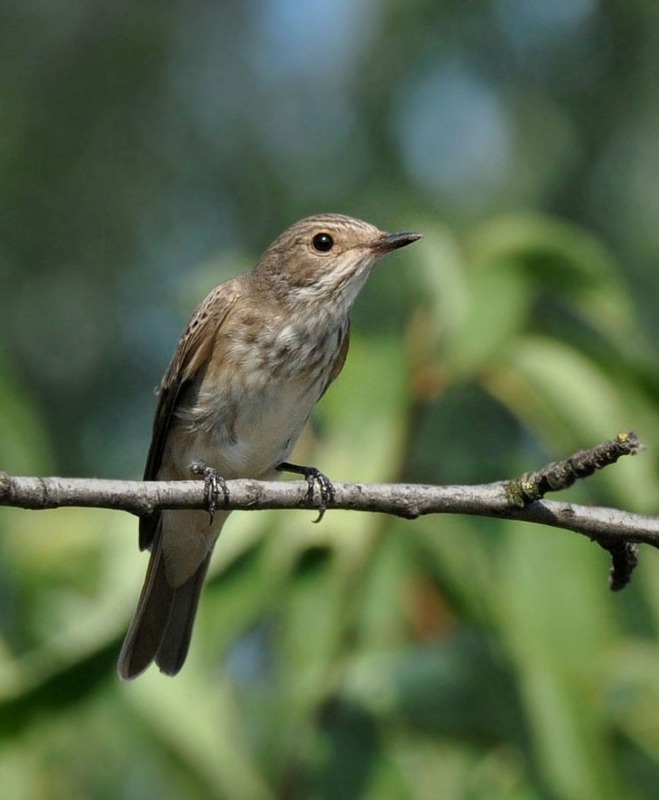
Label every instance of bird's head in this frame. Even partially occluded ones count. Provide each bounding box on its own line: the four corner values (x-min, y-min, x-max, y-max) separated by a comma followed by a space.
252, 213, 421, 312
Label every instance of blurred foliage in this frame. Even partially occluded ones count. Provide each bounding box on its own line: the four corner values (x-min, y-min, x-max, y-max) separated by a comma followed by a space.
2, 0, 659, 798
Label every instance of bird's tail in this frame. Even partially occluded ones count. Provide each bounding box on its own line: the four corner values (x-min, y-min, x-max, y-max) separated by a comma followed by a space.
117, 530, 212, 680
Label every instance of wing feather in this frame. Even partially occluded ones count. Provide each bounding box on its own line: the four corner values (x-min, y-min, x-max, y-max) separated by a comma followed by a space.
139, 285, 239, 550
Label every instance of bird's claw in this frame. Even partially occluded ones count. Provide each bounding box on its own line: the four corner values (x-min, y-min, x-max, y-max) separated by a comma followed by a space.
190, 462, 229, 524
305, 468, 335, 523
276, 461, 335, 523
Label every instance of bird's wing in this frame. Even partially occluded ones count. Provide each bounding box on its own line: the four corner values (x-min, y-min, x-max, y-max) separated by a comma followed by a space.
139, 283, 239, 550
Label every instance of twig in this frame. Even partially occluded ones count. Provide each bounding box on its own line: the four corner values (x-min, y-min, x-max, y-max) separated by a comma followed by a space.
506, 431, 644, 504
0, 433, 652, 589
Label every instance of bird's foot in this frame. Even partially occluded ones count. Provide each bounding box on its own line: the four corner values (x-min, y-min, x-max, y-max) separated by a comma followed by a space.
277, 461, 335, 523
190, 462, 229, 524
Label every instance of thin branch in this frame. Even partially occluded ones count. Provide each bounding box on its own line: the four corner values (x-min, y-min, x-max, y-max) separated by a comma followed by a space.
507, 431, 644, 504
0, 434, 653, 551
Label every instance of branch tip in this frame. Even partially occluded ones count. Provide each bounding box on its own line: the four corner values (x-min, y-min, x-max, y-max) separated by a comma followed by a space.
507, 431, 644, 506
596, 539, 639, 591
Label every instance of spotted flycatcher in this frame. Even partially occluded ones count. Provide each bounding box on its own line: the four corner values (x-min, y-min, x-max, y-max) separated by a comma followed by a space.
118, 213, 421, 679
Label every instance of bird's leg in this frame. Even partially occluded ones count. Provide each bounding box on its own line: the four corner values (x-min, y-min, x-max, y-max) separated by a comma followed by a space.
276, 461, 335, 522
190, 461, 230, 524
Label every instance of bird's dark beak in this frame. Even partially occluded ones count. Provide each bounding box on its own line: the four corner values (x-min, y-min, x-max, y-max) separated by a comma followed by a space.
371, 231, 422, 254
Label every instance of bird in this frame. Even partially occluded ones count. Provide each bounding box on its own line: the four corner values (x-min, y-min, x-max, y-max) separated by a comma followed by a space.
117, 213, 421, 679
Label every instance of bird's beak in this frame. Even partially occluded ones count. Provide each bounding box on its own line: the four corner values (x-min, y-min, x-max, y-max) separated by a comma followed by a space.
371, 230, 422, 254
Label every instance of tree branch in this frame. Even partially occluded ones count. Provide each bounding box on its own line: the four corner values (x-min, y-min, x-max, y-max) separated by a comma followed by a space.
0, 433, 652, 589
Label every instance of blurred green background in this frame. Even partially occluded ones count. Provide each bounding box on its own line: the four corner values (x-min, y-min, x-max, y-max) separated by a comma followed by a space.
1, 0, 659, 798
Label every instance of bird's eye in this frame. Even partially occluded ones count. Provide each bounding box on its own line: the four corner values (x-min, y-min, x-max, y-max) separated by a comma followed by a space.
312, 232, 334, 253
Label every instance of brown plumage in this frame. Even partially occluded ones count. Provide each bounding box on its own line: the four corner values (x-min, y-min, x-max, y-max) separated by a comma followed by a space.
118, 213, 421, 679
